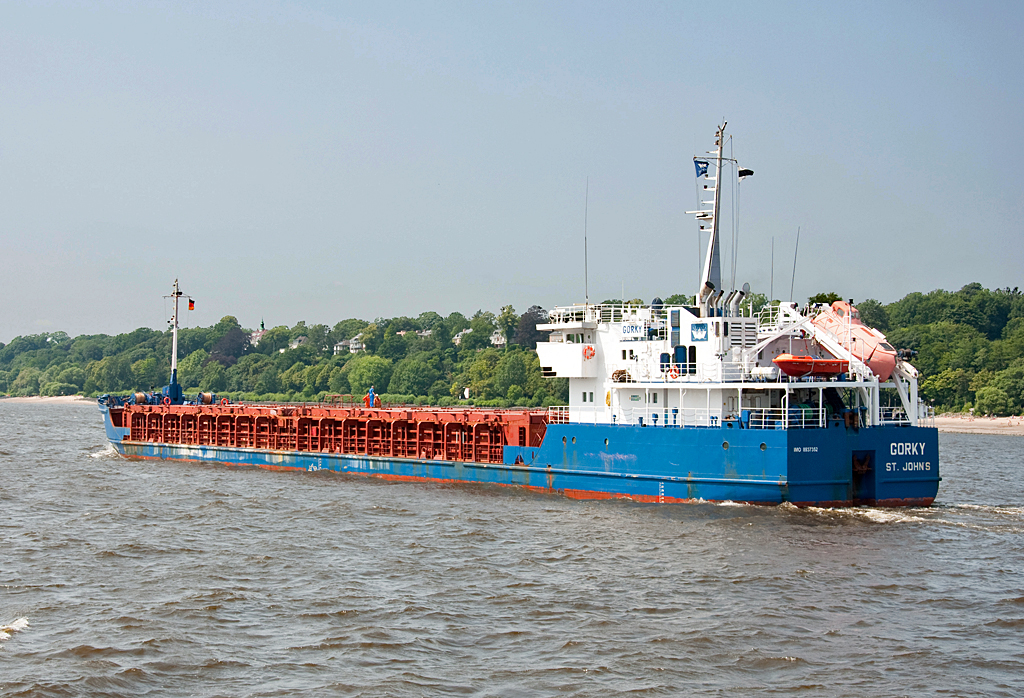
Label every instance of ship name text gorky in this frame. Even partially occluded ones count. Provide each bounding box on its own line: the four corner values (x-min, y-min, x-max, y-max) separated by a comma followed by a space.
886, 442, 932, 472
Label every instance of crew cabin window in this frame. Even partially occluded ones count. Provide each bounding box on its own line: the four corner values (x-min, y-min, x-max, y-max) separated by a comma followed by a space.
836, 308, 845, 317
589, 392, 594, 403
653, 393, 658, 404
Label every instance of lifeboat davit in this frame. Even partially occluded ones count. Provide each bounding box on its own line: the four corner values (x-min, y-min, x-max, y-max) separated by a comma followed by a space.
810, 301, 898, 380
772, 353, 849, 378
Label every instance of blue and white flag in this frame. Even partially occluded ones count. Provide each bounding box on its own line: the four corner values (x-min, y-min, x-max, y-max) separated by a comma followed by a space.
694, 160, 709, 177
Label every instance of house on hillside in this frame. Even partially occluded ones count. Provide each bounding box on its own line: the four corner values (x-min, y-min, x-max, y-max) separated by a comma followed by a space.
333, 335, 365, 355
250, 320, 267, 347
452, 328, 472, 346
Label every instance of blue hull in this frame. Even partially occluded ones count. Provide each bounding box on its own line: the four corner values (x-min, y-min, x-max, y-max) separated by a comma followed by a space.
100, 405, 938, 507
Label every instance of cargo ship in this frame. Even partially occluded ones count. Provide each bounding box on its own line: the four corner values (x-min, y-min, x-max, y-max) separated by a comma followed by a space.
98, 123, 939, 507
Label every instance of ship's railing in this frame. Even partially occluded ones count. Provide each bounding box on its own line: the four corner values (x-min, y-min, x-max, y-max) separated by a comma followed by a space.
612, 360, 868, 385
618, 406, 725, 427
550, 405, 826, 429
547, 405, 610, 424
879, 406, 910, 425
757, 303, 781, 328
920, 406, 936, 427
757, 302, 811, 334
547, 304, 647, 325
694, 362, 748, 383
659, 361, 784, 384
748, 407, 826, 429
547, 405, 570, 424
548, 302, 756, 327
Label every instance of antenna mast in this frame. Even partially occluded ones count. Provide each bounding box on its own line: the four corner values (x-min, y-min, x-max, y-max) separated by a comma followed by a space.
790, 226, 801, 302
171, 279, 182, 375
584, 177, 589, 306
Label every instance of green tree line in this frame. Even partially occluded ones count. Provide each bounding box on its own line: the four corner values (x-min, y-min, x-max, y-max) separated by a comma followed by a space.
0, 304, 563, 408
2, 284, 1022, 414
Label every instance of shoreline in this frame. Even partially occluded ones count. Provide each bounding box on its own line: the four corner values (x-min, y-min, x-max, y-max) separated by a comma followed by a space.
0, 395, 93, 404
934, 415, 1024, 437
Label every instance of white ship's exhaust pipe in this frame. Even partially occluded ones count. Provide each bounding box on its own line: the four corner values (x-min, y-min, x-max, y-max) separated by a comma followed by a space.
709, 290, 725, 316
699, 281, 716, 317
729, 289, 746, 316
723, 290, 739, 316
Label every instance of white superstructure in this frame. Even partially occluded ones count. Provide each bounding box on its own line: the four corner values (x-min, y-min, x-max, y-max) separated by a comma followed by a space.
536, 123, 931, 430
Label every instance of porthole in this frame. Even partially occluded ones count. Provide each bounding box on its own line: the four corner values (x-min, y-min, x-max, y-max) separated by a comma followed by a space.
760, 442, 767, 451
604, 438, 609, 446
722, 441, 729, 450
571, 436, 577, 444
562, 436, 567, 445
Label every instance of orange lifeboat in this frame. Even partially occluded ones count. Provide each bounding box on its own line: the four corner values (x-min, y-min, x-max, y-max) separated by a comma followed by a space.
810, 301, 897, 380
772, 353, 849, 378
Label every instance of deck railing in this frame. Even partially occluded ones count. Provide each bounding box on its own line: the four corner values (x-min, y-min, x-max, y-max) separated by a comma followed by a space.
548, 405, 827, 430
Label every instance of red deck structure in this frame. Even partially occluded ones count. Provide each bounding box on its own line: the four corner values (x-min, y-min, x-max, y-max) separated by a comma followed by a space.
109, 404, 548, 464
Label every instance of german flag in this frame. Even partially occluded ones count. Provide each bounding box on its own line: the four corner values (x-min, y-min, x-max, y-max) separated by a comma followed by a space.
188, 299, 195, 311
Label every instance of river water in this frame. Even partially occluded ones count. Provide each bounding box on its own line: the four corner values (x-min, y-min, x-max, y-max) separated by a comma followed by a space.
2, 401, 1022, 697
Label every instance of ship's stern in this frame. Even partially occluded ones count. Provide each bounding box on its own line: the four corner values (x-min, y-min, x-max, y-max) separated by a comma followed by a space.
786, 424, 939, 507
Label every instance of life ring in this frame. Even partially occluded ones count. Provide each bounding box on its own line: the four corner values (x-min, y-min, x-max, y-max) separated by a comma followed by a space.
221, 397, 229, 406
668, 367, 680, 379
582, 345, 596, 360
162, 396, 171, 406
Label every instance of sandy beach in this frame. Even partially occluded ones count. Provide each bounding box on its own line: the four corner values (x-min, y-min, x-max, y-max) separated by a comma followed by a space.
934, 415, 1024, 436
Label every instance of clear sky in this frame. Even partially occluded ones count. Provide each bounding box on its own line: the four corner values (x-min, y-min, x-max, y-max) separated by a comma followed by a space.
1, 1, 1021, 342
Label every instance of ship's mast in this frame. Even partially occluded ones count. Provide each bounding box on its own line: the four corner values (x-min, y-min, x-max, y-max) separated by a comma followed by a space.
164, 279, 185, 404
171, 279, 182, 376
700, 122, 726, 308
687, 122, 727, 316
